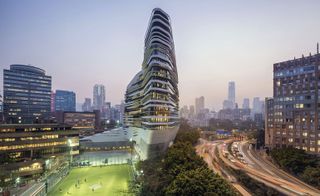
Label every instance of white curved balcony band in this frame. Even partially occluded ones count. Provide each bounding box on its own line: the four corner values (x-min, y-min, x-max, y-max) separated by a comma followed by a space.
146, 36, 172, 50
141, 121, 177, 126
146, 53, 172, 66
142, 116, 180, 119
147, 30, 172, 44
141, 104, 175, 109
145, 18, 172, 41
147, 58, 173, 70
141, 79, 174, 92
146, 26, 172, 43
142, 99, 176, 107
147, 21, 172, 39
149, 32, 172, 43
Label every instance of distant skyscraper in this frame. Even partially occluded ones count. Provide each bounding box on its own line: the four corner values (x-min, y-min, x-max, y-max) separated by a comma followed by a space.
195, 96, 205, 115
76, 103, 82, 112
3, 64, 52, 123
54, 90, 76, 111
252, 97, 262, 114
223, 99, 233, 109
180, 105, 189, 119
51, 91, 56, 112
189, 105, 195, 118
82, 98, 92, 112
124, 8, 179, 160
242, 98, 250, 109
93, 84, 106, 112
119, 101, 125, 124
228, 81, 235, 109
103, 102, 111, 119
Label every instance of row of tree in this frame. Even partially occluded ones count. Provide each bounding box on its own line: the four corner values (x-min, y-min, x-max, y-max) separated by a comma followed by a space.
270, 147, 320, 189
136, 120, 237, 195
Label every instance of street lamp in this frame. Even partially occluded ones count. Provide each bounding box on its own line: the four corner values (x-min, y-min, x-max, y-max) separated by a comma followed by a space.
67, 139, 73, 165
15, 177, 20, 186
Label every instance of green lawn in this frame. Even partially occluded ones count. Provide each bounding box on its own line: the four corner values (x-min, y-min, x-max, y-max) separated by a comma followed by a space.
48, 165, 133, 196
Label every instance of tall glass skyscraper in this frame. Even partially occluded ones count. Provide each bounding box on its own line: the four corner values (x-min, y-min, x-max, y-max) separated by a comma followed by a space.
228, 81, 235, 108
3, 64, 52, 124
93, 84, 106, 112
54, 90, 76, 112
124, 8, 179, 160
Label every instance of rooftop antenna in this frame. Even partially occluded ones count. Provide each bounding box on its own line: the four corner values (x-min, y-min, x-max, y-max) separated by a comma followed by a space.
317, 42, 319, 54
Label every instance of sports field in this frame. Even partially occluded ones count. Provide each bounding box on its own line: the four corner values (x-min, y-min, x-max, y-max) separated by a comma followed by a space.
48, 165, 133, 196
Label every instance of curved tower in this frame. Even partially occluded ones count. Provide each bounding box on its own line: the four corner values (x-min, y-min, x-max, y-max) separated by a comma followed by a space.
124, 8, 179, 160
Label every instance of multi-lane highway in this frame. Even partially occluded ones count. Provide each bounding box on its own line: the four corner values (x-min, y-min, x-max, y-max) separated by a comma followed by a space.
196, 139, 251, 196
237, 141, 320, 195
197, 139, 320, 196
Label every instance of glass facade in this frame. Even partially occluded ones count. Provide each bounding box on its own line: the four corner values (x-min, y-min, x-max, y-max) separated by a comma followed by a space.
54, 90, 76, 112
3, 64, 52, 124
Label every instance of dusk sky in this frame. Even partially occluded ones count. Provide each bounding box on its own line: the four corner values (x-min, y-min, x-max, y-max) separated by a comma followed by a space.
1, 0, 320, 110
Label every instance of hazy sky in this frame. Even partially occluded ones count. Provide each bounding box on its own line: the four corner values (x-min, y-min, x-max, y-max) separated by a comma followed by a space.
1, 0, 320, 110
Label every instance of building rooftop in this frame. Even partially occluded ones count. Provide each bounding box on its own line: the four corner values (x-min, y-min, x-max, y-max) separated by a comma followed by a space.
0, 123, 72, 128
80, 128, 128, 143
9, 64, 46, 75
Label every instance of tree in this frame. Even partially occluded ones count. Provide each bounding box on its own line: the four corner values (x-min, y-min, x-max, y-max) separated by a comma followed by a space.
175, 119, 200, 145
163, 142, 206, 174
270, 147, 320, 189
165, 166, 236, 196
270, 147, 317, 175
301, 166, 320, 189
135, 119, 236, 196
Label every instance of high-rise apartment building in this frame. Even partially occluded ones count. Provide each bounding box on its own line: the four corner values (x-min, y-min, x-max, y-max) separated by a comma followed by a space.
265, 47, 320, 153
93, 84, 105, 112
252, 97, 262, 114
54, 90, 76, 112
265, 97, 274, 148
189, 105, 195, 118
195, 96, 205, 115
242, 98, 250, 109
228, 81, 236, 108
82, 98, 92, 112
124, 8, 179, 160
222, 81, 236, 109
3, 65, 52, 124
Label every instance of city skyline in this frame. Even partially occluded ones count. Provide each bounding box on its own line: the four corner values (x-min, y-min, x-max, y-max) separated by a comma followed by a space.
1, 1, 320, 110
2, 2, 320, 195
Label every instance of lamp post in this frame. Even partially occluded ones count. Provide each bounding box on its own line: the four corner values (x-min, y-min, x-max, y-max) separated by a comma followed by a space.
67, 139, 72, 166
